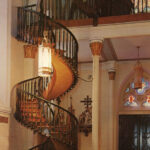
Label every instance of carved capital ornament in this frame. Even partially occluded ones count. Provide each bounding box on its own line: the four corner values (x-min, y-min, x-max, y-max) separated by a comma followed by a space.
108, 68, 116, 80
24, 45, 37, 58
90, 41, 103, 56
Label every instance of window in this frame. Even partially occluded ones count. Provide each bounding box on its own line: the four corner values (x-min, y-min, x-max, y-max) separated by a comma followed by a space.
122, 74, 150, 110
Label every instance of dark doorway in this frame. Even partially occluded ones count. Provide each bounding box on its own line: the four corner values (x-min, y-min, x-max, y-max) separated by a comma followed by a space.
119, 115, 150, 150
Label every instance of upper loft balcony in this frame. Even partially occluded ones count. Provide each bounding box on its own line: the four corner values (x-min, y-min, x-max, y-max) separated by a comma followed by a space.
19, 0, 150, 63
23, 0, 150, 27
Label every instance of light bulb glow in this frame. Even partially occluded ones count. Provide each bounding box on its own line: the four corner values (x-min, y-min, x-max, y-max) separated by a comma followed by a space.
38, 44, 52, 77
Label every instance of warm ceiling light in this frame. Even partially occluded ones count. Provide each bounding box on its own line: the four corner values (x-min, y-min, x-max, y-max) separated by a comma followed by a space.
38, 31, 53, 77
134, 46, 143, 89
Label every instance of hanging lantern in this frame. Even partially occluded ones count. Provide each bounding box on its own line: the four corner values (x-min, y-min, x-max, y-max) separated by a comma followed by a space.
38, 31, 53, 77
134, 46, 143, 89
134, 61, 143, 89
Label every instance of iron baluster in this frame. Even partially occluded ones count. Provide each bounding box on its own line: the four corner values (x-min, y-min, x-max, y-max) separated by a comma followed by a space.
17, 8, 20, 38
63, 30, 65, 58
58, 28, 61, 56
34, 80, 36, 96
72, 37, 74, 65
69, 34, 71, 60
146, 0, 148, 13
54, 29, 57, 54
66, 32, 68, 58
138, 0, 140, 13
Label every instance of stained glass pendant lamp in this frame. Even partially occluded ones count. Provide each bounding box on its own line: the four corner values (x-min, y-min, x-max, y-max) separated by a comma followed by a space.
38, 31, 53, 77
134, 46, 143, 89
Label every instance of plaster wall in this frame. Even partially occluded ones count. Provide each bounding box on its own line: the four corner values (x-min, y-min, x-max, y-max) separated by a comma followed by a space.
10, 37, 39, 150
60, 60, 150, 150
0, 0, 11, 149
61, 63, 93, 150
10, 0, 38, 143
10, 1, 38, 147
10, 1, 40, 149
0, 113, 10, 150
0, 0, 11, 108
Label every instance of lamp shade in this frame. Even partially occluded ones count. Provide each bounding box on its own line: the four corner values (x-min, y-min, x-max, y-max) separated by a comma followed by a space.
38, 44, 52, 77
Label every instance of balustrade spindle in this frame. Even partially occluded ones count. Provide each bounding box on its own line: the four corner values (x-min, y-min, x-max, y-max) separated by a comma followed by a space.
22, 9, 24, 40
43, 77, 45, 90
17, 8, 20, 38
72, 42, 74, 64
69, 35, 72, 60
24, 10, 26, 41
54, 29, 57, 54
146, 0, 148, 12
66, 32, 68, 58
34, 80, 36, 95
62, 30, 65, 58
58, 29, 61, 55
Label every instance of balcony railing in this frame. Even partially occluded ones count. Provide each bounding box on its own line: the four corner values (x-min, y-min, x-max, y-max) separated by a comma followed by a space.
23, 0, 150, 21
17, 7, 78, 73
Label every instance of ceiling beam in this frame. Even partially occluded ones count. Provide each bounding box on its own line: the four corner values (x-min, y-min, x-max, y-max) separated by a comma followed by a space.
101, 48, 107, 61
105, 39, 118, 60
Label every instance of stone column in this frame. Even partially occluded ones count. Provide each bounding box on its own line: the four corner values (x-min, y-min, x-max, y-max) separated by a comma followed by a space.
90, 39, 103, 150
24, 45, 37, 79
107, 61, 116, 150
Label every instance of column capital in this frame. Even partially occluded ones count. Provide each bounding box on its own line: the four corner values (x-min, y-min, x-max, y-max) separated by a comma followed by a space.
108, 69, 116, 80
24, 45, 37, 58
90, 40, 103, 56
107, 61, 117, 80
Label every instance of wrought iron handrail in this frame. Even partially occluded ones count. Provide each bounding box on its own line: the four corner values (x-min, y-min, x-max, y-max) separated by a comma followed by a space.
16, 76, 40, 85
15, 77, 78, 150
29, 139, 50, 150
17, 7, 78, 72
16, 76, 78, 122
17, 89, 78, 123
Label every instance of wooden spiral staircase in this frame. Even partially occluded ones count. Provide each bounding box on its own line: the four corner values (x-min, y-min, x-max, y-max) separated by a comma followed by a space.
14, 1, 78, 150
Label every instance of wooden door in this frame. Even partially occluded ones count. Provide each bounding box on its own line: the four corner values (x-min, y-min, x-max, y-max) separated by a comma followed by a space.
119, 115, 150, 150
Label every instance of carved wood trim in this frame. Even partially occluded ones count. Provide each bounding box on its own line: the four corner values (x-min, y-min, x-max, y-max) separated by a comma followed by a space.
57, 13, 150, 27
